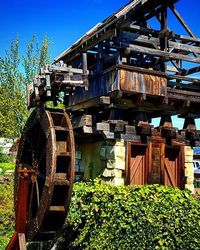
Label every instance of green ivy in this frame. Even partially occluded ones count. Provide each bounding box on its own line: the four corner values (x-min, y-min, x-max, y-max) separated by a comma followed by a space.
54, 182, 200, 250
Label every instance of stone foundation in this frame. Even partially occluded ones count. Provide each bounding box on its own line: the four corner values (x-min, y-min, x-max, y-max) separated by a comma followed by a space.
184, 146, 194, 193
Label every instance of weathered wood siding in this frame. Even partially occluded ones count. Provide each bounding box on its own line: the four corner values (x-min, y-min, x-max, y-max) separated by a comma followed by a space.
68, 69, 119, 106
68, 67, 167, 107
120, 69, 167, 96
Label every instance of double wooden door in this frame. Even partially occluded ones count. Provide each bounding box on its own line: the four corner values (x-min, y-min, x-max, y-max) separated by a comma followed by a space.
127, 142, 185, 189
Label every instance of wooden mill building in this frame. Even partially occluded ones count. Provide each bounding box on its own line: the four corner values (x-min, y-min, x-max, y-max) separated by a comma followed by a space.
30, 0, 200, 192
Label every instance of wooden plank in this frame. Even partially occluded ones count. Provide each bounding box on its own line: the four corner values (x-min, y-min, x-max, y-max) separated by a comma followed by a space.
176, 66, 200, 77
56, 141, 67, 155
167, 88, 200, 97
18, 233, 27, 250
130, 155, 143, 184
167, 74, 200, 83
167, 93, 200, 103
67, 96, 110, 112
126, 44, 200, 63
118, 64, 166, 77
119, 31, 200, 55
58, 29, 117, 62
72, 115, 92, 128
82, 53, 89, 87
129, 24, 200, 44
82, 126, 93, 134
49, 206, 65, 212
165, 158, 176, 187
48, 64, 88, 74
54, 173, 69, 186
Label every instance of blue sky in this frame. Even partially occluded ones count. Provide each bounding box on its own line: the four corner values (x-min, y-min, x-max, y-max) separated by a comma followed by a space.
0, 0, 199, 60
0, 0, 200, 129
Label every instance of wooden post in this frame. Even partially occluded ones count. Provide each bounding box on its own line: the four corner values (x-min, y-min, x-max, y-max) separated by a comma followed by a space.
160, 3, 168, 72
6, 174, 29, 250
82, 53, 88, 88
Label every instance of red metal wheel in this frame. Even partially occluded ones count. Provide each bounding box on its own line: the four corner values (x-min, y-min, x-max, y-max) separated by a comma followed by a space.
15, 108, 75, 241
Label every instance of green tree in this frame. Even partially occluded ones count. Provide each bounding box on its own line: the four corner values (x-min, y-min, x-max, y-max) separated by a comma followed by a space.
0, 35, 51, 139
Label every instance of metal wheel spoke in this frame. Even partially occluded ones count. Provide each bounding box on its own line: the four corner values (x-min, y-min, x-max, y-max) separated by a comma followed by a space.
35, 180, 40, 208
37, 146, 46, 166
37, 172, 46, 180
36, 127, 41, 157
28, 182, 35, 217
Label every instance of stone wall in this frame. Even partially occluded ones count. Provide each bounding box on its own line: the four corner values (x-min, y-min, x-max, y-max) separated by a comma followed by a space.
99, 139, 125, 185
76, 140, 195, 190
184, 146, 194, 193
76, 139, 126, 185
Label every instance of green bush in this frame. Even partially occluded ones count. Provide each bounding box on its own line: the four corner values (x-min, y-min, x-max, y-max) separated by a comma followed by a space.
0, 147, 14, 163
0, 162, 15, 175
0, 153, 11, 163
54, 182, 200, 250
0, 182, 14, 249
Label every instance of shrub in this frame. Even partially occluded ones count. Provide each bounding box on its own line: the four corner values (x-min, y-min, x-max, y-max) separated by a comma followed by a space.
0, 182, 14, 249
0, 162, 15, 175
54, 182, 200, 250
0, 147, 14, 163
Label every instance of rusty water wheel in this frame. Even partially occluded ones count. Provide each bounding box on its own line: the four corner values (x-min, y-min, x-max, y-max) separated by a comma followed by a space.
15, 107, 75, 241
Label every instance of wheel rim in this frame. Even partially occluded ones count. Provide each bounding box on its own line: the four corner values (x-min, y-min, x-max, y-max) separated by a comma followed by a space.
15, 107, 75, 241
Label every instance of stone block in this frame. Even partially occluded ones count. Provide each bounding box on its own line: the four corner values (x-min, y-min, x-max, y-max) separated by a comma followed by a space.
99, 147, 106, 160
112, 177, 124, 186
113, 145, 125, 158
125, 125, 136, 134
185, 155, 193, 163
185, 163, 194, 177
186, 177, 194, 185
106, 146, 115, 160
106, 160, 115, 169
96, 123, 110, 131
102, 168, 115, 177
185, 184, 194, 193
102, 131, 115, 139
115, 139, 125, 146
115, 157, 125, 170
114, 169, 123, 178
184, 146, 193, 156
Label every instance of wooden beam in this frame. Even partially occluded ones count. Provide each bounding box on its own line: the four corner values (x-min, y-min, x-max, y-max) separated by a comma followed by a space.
118, 63, 166, 77
119, 31, 200, 54
82, 53, 89, 87
49, 64, 87, 74
167, 74, 200, 83
66, 96, 110, 112
125, 44, 200, 63
129, 24, 200, 44
169, 5, 196, 38
72, 115, 92, 129
160, 2, 168, 72
176, 66, 200, 76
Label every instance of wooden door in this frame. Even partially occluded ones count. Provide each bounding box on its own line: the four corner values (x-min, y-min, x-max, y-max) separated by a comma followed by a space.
127, 144, 148, 185
164, 147, 185, 188
148, 143, 165, 184
127, 142, 185, 189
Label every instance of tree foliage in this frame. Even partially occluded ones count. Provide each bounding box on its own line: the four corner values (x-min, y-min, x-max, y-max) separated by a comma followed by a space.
0, 35, 50, 139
